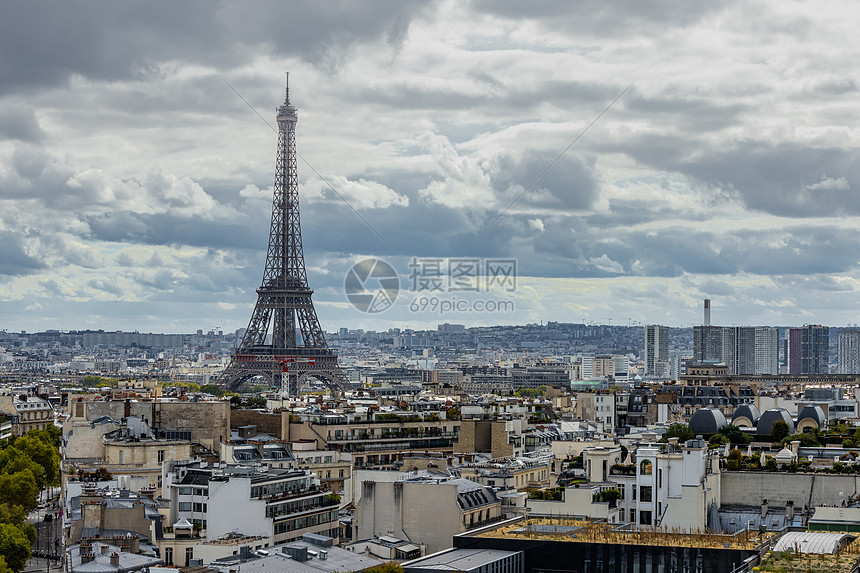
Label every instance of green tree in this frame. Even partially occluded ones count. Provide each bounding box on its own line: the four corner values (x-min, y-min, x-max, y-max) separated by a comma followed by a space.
0, 507, 34, 546
0, 448, 46, 491
719, 425, 753, 444
13, 433, 60, 485
782, 433, 821, 447
0, 523, 31, 572
0, 555, 13, 573
0, 470, 39, 510
727, 448, 743, 471
664, 423, 695, 443
770, 420, 790, 443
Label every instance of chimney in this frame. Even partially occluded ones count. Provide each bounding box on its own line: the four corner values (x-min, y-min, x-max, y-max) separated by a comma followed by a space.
101, 545, 110, 554
110, 552, 120, 567
761, 499, 768, 519
790, 440, 800, 457
786, 501, 795, 522
704, 299, 711, 326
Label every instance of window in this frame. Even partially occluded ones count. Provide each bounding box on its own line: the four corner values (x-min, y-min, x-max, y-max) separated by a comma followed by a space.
158, 449, 165, 463
639, 510, 652, 525
186, 547, 194, 564
179, 502, 191, 511
179, 487, 192, 495
164, 547, 173, 566
640, 460, 652, 475
640, 486, 652, 503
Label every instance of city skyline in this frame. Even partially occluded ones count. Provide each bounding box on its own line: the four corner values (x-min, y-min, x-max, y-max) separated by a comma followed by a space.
2, 2, 860, 333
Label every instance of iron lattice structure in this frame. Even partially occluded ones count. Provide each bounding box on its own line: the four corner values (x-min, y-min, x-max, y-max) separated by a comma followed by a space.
218, 77, 349, 395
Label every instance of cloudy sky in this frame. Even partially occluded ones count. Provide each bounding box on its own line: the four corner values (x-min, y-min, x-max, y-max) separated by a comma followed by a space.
2, 0, 860, 334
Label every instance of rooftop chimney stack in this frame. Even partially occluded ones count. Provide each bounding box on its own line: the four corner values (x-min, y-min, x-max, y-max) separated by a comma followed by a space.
704, 299, 711, 326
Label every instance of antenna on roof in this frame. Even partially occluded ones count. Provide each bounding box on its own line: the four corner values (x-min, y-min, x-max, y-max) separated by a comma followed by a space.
285, 72, 290, 105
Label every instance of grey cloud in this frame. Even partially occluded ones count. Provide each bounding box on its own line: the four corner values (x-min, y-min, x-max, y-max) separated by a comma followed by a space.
0, 231, 45, 276
12, 146, 48, 178
617, 135, 860, 217
0, 103, 46, 142
84, 211, 266, 251
470, 0, 731, 36
623, 93, 748, 133
489, 150, 598, 210
0, 1, 428, 94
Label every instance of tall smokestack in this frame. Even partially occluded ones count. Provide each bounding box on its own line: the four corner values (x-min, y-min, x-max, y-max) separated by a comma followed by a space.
704, 299, 711, 326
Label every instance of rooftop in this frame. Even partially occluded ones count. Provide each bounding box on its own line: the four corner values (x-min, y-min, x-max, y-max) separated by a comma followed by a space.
229, 542, 383, 573
404, 548, 521, 571
472, 517, 776, 551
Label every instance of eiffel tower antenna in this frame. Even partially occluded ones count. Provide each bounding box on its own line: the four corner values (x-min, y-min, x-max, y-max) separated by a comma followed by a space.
217, 75, 349, 396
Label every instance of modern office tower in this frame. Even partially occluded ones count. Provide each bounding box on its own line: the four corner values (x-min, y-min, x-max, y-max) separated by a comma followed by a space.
734, 327, 757, 375
720, 326, 773, 375
788, 328, 802, 374
644, 325, 669, 375
754, 326, 779, 375
693, 326, 723, 364
720, 327, 736, 373
801, 325, 830, 374
838, 329, 860, 374
704, 299, 711, 326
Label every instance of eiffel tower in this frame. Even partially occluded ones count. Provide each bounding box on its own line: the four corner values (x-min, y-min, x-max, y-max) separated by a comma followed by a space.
218, 76, 349, 396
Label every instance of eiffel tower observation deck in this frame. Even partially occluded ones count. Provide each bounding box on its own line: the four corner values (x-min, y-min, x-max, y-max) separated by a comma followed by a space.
218, 75, 349, 396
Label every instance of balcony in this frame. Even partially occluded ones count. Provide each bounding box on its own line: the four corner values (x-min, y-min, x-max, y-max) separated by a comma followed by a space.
329, 431, 458, 443
257, 487, 324, 502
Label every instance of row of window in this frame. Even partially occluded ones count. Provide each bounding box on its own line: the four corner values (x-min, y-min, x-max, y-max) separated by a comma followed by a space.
250, 477, 312, 499
178, 487, 207, 496
273, 509, 337, 535
178, 502, 207, 512
266, 494, 327, 518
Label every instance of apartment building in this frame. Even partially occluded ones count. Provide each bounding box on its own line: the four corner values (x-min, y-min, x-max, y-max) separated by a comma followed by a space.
0, 393, 53, 435
283, 410, 460, 469
163, 461, 340, 543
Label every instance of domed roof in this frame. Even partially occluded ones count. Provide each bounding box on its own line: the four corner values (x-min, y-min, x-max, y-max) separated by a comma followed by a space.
689, 407, 727, 435
797, 405, 826, 428
732, 404, 761, 424
756, 408, 795, 435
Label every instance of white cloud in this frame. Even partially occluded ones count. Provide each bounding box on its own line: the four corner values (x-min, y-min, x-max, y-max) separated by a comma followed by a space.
806, 174, 850, 192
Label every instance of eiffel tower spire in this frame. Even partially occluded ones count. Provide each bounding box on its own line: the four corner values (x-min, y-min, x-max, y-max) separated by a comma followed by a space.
218, 76, 348, 395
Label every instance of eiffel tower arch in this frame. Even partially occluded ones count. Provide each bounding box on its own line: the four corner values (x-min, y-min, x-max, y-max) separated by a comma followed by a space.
217, 76, 350, 396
